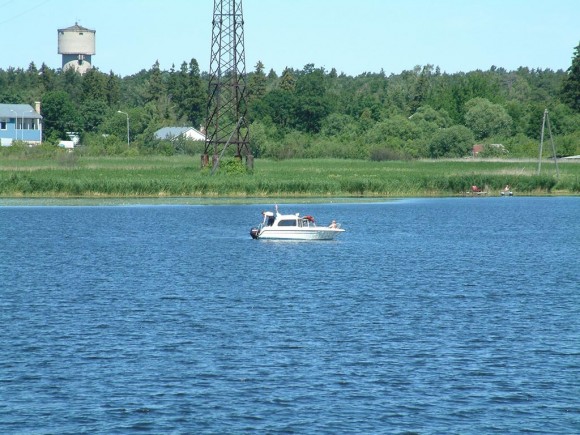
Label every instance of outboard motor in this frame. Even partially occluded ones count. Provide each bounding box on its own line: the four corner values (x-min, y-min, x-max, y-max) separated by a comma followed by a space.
250, 227, 260, 239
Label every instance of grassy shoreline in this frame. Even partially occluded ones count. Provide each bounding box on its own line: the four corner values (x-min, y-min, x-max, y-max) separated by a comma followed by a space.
1, 155, 578, 199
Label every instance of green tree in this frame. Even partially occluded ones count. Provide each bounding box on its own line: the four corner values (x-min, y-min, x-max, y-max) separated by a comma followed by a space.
505, 72, 531, 102
262, 89, 296, 130
279, 67, 296, 92
39, 63, 56, 92
464, 97, 512, 140
80, 99, 109, 132
167, 62, 188, 118
410, 65, 434, 114
293, 65, 331, 133
106, 71, 121, 106
61, 67, 83, 102
248, 61, 267, 103
429, 125, 474, 158
561, 42, 580, 112
41, 90, 80, 141
321, 113, 356, 137
359, 108, 375, 132
23, 62, 41, 91
81, 68, 107, 102
182, 58, 205, 128
145, 60, 166, 103
167, 59, 205, 127
366, 116, 422, 145
267, 68, 278, 80
545, 104, 576, 136
409, 105, 451, 128
385, 70, 415, 114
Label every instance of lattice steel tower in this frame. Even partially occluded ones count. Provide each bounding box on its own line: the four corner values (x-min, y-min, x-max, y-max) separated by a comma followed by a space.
202, 0, 252, 171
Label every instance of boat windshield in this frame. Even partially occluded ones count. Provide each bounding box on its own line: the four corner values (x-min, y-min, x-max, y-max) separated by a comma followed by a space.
262, 212, 275, 227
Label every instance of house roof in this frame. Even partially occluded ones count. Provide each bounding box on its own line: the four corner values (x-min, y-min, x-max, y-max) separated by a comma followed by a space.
0, 104, 42, 119
154, 126, 204, 140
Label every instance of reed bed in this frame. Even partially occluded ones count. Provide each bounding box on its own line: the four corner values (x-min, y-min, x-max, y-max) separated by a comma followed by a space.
0, 156, 578, 198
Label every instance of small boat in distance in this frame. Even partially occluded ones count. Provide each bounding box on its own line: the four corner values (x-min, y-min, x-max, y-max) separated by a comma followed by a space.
250, 206, 345, 240
501, 184, 513, 196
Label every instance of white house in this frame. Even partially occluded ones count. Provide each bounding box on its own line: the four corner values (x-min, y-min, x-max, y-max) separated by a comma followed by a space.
154, 126, 206, 141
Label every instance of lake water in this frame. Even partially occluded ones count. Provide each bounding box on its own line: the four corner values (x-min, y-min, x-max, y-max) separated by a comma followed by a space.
1, 197, 579, 434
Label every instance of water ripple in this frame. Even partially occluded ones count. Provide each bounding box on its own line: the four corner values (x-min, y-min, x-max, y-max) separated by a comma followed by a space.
1, 198, 579, 433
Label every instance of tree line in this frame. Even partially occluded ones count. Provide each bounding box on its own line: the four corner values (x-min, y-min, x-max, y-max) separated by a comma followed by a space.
1, 42, 579, 159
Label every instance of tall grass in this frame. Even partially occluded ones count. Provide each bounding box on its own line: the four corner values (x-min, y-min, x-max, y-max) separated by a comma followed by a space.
0, 156, 578, 197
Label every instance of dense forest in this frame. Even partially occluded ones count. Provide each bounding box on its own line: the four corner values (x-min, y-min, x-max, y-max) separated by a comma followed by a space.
1, 42, 579, 160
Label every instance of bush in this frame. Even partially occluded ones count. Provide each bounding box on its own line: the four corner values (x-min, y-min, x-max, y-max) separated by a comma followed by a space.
222, 158, 249, 175
0, 143, 61, 159
429, 125, 475, 158
370, 147, 407, 161
0, 142, 31, 158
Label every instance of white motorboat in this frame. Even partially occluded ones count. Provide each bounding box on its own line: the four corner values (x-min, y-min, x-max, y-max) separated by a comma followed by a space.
250, 207, 345, 240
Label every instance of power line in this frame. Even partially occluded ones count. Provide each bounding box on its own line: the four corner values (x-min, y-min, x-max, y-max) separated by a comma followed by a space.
0, 0, 52, 25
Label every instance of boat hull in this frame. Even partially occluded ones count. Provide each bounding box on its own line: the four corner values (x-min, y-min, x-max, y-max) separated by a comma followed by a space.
256, 227, 344, 240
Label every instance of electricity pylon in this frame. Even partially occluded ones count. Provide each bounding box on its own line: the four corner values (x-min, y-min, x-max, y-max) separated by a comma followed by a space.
202, 0, 252, 172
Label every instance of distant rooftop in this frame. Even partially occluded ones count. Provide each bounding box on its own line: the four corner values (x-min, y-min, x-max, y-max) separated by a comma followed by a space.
0, 103, 42, 118
155, 126, 204, 140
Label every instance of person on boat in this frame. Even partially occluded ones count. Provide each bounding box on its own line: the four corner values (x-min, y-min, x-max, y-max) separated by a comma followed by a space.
501, 184, 513, 196
262, 211, 275, 226
329, 220, 337, 229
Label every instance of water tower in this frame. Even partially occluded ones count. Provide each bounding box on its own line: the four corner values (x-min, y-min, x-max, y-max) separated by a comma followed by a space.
57, 23, 96, 74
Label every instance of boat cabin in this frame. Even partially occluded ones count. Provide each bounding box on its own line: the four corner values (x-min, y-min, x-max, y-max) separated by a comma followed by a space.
262, 212, 316, 228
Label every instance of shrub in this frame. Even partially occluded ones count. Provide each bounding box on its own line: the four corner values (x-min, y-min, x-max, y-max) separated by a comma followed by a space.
222, 158, 249, 175
429, 125, 475, 158
370, 147, 406, 161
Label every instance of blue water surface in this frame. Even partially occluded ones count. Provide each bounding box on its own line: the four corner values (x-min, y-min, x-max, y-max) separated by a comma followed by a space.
1, 197, 579, 434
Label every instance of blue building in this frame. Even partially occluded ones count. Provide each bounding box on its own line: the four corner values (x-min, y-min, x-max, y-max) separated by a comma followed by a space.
0, 103, 43, 146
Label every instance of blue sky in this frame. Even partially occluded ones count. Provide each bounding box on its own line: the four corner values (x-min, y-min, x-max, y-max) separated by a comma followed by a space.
1, 0, 578, 77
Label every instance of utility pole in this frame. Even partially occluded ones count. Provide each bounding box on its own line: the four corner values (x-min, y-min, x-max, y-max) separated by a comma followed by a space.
202, 0, 252, 172
538, 109, 559, 178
